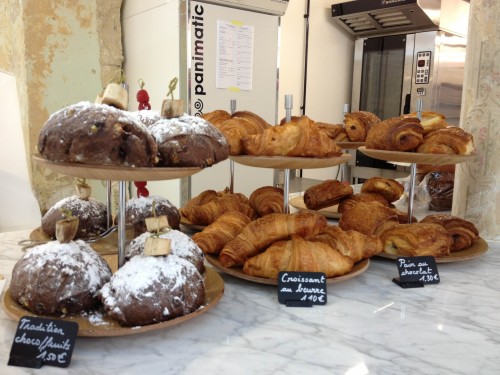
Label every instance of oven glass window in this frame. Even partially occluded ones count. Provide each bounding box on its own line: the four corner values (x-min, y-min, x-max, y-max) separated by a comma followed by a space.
360, 35, 406, 119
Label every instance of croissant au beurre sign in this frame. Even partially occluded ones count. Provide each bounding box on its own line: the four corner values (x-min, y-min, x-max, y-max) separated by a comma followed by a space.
278, 271, 328, 307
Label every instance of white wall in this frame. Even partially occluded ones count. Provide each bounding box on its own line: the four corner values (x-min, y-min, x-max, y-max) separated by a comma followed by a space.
0, 72, 42, 231
120, 0, 183, 206
278, 0, 355, 180
121, 0, 355, 198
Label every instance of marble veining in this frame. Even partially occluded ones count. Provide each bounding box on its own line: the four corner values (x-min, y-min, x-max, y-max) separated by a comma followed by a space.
0, 230, 499, 374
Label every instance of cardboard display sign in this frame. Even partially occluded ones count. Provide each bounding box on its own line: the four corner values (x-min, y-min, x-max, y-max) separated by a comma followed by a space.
393, 256, 440, 288
278, 271, 327, 307
8, 316, 78, 369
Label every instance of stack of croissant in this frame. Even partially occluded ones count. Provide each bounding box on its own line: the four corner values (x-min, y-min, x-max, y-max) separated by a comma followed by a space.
302, 176, 405, 214
202, 110, 343, 158
360, 110, 475, 155
338, 201, 479, 257
181, 186, 284, 226
192, 211, 384, 280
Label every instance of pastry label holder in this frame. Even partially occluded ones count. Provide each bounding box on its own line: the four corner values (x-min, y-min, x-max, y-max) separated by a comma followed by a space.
278, 271, 327, 307
392, 256, 440, 289
8, 316, 78, 369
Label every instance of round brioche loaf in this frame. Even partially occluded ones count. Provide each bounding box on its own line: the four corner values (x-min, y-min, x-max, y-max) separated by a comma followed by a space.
100, 254, 205, 326
41, 195, 107, 240
38, 102, 159, 167
148, 114, 229, 167
10, 240, 112, 315
124, 196, 181, 236
125, 229, 205, 274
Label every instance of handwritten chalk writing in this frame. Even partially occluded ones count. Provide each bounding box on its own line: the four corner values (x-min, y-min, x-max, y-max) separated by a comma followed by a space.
19, 318, 65, 336
9, 316, 78, 369
396, 256, 440, 286
401, 267, 433, 275
301, 294, 325, 303
280, 272, 326, 284
295, 283, 326, 294
14, 333, 41, 346
36, 351, 67, 364
278, 271, 328, 306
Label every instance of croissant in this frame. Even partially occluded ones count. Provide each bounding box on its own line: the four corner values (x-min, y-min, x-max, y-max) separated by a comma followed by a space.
201, 110, 231, 126
380, 223, 452, 257
337, 192, 389, 214
192, 211, 251, 254
180, 189, 224, 218
249, 186, 284, 217
344, 111, 381, 142
303, 180, 353, 210
360, 177, 405, 203
420, 214, 479, 252
182, 193, 257, 226
338, 201, 399, 236
219, 211, 328, 267
242, 116, 343, 158
232, 110, 271, 129
307, 225, 383, 263
403, 111, 448, 135
315, 122, 349, 142
366, 117, 424, 151
280, 116, 349, 142
416, 127, 474, 155
216, 117, 269, 155
242, 235, 354, 279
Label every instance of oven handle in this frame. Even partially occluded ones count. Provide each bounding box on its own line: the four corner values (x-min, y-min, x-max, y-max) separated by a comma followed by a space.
403, 93, 411, 114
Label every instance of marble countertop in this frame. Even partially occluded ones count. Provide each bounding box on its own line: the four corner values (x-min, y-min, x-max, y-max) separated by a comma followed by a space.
1, 229, 499, 375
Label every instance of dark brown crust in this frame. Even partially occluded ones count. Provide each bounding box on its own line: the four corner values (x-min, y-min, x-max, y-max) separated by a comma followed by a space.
416, 127, 474, 155
304, 180, 353, 210
38, 102, 159, 167
420, 214, 479, 252
344, 111, 381, 142
360, 177, 405, 203
366, 117, 424, 151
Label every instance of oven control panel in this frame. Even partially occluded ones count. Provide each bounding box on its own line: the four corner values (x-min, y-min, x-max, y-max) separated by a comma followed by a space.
415, 51, 431, 84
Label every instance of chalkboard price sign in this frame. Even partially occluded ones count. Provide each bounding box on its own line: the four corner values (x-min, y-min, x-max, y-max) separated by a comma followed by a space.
8, 316, 78, 369
394, 256, 440, 287
278, 271, 327, 307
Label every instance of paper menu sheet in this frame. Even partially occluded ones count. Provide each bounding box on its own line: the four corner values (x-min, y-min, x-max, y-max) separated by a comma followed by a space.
216, 20, 254, 91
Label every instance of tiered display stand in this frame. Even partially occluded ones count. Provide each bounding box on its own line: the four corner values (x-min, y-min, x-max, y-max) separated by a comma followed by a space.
205, 153, 372, 284
2, 156, 225, 337
356, 147, 488, 262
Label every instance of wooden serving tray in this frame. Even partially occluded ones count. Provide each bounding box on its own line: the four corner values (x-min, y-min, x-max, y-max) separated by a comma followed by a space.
229, 154, 351, 169
2, 268, 224, 337
288, 196, 341, 219
33, 155, 201, 181
376, 237, 488, 263
205, 254, 369, 285
358, 147, 477, 166
336, 141, 365, 149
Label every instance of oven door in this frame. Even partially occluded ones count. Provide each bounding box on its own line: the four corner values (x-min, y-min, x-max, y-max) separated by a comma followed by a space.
352, 34, 415, 117
348, 34, 415, 183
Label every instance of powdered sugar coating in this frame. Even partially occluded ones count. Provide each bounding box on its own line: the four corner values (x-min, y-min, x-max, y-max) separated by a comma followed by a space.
149, 114, 227, 145
125, 196, 181, 235
10, 240, 112, 315
38, 101, 158, 167
48, 101, 151, 132
41, 195, 107, 239
125, 230, 205, 273
100, 255, 205, 326
130, 109, 162, 127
